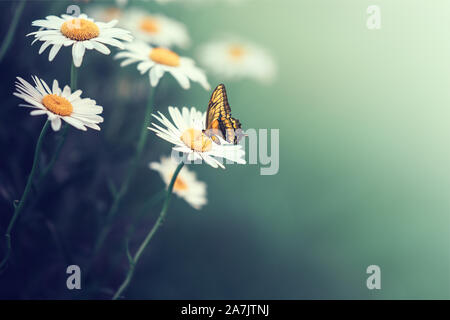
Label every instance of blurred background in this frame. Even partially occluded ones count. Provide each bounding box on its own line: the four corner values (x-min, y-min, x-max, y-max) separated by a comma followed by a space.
1, 0, 450, 299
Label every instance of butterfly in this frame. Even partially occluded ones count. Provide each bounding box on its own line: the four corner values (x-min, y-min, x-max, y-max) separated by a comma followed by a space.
204, 84, 244, 145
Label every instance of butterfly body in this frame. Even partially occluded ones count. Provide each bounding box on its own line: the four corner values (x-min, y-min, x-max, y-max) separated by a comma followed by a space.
204, 84, 243, 145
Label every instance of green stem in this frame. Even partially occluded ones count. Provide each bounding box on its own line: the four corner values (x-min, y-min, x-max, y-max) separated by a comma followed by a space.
45, 63, 77, 171
0, 120, 50, 270
0, 0, 26, 63
91, 87, 156, 258
37, 63, 76, 185
0, 62, 76, 271
38, 124, 68, 183
112, 162, 185, 300
126, 190, 166, 239
85, 189, 165, 297
70, 62, 78, 91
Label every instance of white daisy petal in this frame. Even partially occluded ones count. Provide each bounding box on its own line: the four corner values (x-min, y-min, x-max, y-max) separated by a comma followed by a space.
83, 122, 101, 131
48, 43, 63, 61
38, 41, 52, 54
51, 117, 62, 131
14, 93, 45, 109
198, 39, 277, 83
201, 154, 220, 169
91, 41, 111, 55
148, 106, 246, 169
72, 41, 85, 67
94, 37, 124, 48
14, 76, 103, 132
116, 41, 209, 90
82, 40, 94, 50
169, 69, 190, 90
68, 90, 82, 102
29, 13, 132, 68
30, 110, 47, 116
62, 85, 71, 98
149, 156, 207, 210
52, 79, 60, 94
149, 65, 164, 87
62, 116, 87, 131
119, 10, 189, 49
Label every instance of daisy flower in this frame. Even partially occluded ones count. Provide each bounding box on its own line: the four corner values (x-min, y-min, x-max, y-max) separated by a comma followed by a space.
150, 156, 207, 210
198, 39, 276, 83
87, 6, 123, 23
28, 13, 133, 67
149, 106, 246, 169
115, 41, 210, 90
13, 76, 103, 131
120, 9, 189, 48
116, 0, 129, 6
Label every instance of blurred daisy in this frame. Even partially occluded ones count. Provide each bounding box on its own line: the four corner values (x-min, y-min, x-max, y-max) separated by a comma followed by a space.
120, 9, 189, 48
116, 0, 129, 6
115, 42, 210, 90
150, 156, 207, 209
87, 6, 123, 23
28, 13, 133, 67
198, 39, 276, 83
149, 106, 245, 169
13, 76, 103, 131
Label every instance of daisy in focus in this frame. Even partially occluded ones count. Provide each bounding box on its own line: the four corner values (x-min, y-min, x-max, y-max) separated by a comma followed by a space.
120, 9, 189, 49
13, 76, 103, 131
150, 156, 207, 210
28, 13, 133, 67
198, 39, 276, 83
115, 42, 210, 90
149, 106, 246, 169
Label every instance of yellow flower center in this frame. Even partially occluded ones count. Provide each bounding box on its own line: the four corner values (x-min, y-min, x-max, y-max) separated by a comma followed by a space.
173, 175, 188, 191
180, 129, 213, 152
228, 45, 246, 60
149, 47, 180, 67
139, 17, 160, 34
41, 94, 73, 116
61, 18, 100, 41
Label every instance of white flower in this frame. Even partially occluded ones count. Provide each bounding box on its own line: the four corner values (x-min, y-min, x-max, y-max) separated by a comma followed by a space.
198, 39, 276, 83
87, 6, 123, 23
149, 106, 246, 169
116, 0, 129, 7
150, 156, 207, 210
28, 13, 133, 67
13, 76, 103, 132
120, 9, 189, 48
115, 41, 210, 90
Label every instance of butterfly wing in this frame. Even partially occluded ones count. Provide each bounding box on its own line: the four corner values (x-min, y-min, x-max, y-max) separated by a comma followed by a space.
205, 84, 228, 129
205, 84, 227, 143
205, 84, 242, 144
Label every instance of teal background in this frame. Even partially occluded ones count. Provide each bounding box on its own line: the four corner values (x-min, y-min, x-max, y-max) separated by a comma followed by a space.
0, 0, 449, 299
166, 0, 450, 299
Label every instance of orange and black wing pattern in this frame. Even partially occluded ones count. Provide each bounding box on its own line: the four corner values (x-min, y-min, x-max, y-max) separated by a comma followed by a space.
205, 84, 243, 145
